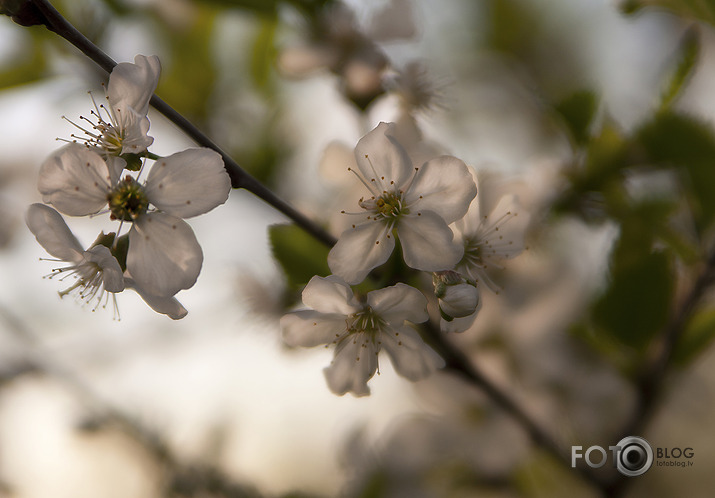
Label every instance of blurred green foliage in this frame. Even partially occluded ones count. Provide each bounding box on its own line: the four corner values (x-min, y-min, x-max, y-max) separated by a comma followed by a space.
0, 30, 46, 89
553, 91, 598, 147
622, 0, 715, 26
673, 307, 715, 365
154, 6, 218, 124
269, 223, 330, 291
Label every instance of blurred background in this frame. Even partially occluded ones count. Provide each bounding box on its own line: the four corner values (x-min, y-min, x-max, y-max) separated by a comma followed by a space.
1, 0, 715, 496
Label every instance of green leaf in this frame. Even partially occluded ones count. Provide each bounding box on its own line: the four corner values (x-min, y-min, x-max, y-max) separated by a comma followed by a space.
554, 90, 597, 146
154, 6, 218, 124
250, 16, 278, 94
269, 223, 330, 289
660, 26, 700, 110
635, 111, 715, 228
194, 0, 280, 15
621, 0, 715, 26
672, 308, 715, 366
0, 33, 47, 90
593, 249, 674, 351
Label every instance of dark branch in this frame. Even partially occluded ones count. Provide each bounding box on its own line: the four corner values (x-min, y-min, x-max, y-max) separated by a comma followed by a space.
605, 245, 715, 496
420, 321, 606, 491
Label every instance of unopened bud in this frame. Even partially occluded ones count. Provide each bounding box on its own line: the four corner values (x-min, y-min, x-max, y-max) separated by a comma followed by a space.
433, 271, 480, 320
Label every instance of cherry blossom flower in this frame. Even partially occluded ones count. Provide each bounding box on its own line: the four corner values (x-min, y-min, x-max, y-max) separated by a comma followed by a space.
277, 1, 398, 107
26, 203, 124, 312
389, 61, 446, 115
26, 203, 188, 319
280, 275, 444, 396
62, 55, 160, 176
328, 122, 477, 284
455, 188, 530, 293
37, 145, 231, 297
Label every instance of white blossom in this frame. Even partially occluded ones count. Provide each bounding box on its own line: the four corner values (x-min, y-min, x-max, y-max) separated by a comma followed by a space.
26, 203, 188, 319
328, 122, 476, 284
26, 203, 124, 311
455, 187, 530, 293
63, 55, 160, 170
389, 61, 446, 115
280, 275, 444, 396
277, 2, 389, 104
37, 145, 231, 297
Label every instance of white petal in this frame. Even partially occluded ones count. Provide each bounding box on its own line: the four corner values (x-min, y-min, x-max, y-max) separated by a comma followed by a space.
397, 211, 462, 271
319, 141, 356, 184
323, 336, 377, 396
26, 203, 83, 263
145, 148, 231, 218
439, 283, 479, 319
108, 54, 161, 116
479, 195, 531, 259
127, 213, 203, 297
85, 245, 125, 293
125, 277, 188, 319
404, 155, 477, 223
354, 122, 413, 192
381, 324, 444, 381
328, 221, 394, 285
301, 275, 359, 315
367, 283, 428, 324
118, 110, 153, 155
281, 310, 347, 347
38, 145, 112, 216
105, 156, 126, 185
441, 306, 480, 334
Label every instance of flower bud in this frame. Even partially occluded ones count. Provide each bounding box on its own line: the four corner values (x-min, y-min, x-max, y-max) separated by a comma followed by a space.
433, 271, 480, 320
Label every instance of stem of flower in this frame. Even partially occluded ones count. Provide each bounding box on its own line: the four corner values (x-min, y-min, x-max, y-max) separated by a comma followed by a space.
604, 245, 715, 497
29, 0, 337, 249
419, 320, 607, 491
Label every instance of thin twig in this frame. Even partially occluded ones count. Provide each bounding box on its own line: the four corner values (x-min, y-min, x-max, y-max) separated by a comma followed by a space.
420, 321, 606, 491
605, 246, 715, 496
29, 0, 337, 248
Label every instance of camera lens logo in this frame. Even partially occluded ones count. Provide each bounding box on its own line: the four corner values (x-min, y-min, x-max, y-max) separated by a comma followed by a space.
616, 436, 653, 477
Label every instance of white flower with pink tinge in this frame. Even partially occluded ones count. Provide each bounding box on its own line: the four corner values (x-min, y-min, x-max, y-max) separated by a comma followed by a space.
281, 275, 444, 396
328, 122, 477, 285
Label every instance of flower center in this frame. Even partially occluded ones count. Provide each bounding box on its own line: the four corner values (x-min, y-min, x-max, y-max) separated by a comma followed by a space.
347, 307, 385, 337
96, 121, 124, 155
60, 93, 127, 157
359, 191, 407, 222
108, 176, 149, 221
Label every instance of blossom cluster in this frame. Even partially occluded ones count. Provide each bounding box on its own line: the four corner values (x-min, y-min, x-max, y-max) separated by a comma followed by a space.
27, 55, 231, 319
276, 1, 533, 397
281, 121, 530, 396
